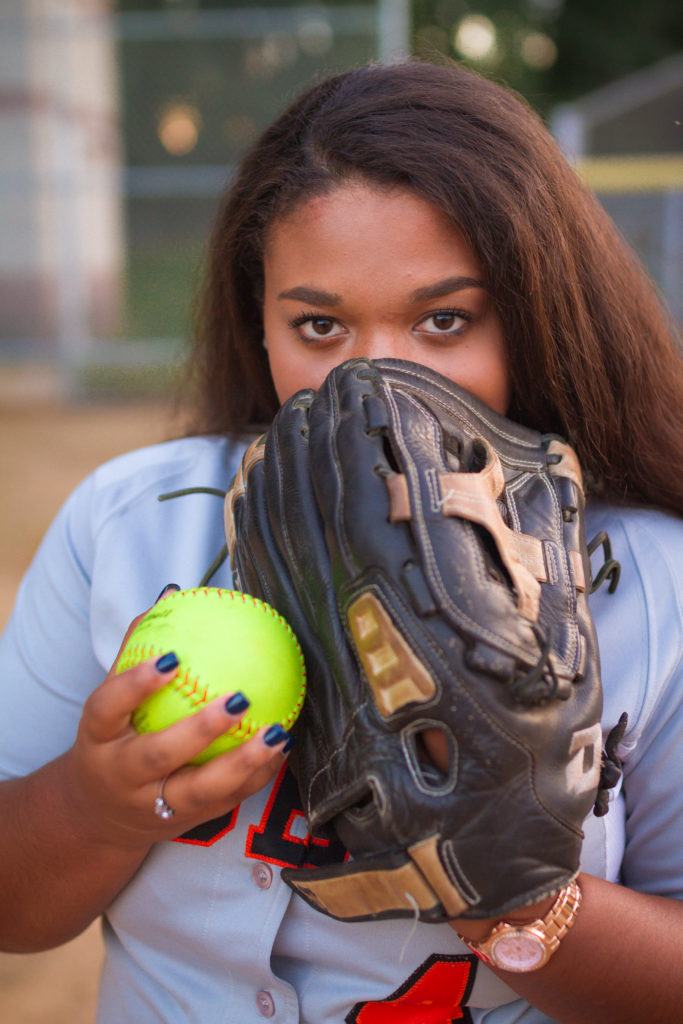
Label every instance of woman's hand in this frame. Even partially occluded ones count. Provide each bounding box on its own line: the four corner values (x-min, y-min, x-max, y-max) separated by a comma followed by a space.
64, 601, 292, 849
0, 594, 291, 952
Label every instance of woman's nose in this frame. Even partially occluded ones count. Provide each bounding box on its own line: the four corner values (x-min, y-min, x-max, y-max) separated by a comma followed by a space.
348, 331, 411, 364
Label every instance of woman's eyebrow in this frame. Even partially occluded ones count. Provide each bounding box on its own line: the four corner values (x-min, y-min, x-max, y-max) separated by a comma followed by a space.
277, 276, 485, 306
277, 286, 342, 305
410, 276, 485, 302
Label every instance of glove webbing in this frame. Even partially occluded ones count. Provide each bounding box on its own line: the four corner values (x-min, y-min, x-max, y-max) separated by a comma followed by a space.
385, 438, 586, 621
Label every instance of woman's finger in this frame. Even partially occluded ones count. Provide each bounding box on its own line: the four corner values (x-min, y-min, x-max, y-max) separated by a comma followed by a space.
83, 653, 181, 742
160, 724, 294, 814
128, 692, 256, 780
83, 586, 183, 741
109, 581, 179, 669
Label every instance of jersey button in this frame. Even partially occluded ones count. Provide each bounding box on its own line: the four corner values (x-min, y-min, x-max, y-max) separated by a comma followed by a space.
256, 990, 275, 1017
252, 863, 273, 890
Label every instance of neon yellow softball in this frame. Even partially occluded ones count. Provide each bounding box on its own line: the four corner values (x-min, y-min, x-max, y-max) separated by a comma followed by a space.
117, 588, 306, 764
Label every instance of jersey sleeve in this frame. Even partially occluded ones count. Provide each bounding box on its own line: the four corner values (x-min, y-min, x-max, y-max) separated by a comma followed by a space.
587, 505, 683, 900
616, 514, 683, 899
0, 435, 246, 781
0, 472, 104, 778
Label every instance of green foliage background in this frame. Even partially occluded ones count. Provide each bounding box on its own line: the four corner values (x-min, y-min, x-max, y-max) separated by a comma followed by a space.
413, 0, 682, 114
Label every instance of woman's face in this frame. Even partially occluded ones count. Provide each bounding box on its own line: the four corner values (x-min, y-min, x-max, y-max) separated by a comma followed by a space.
263, 183, 511, 413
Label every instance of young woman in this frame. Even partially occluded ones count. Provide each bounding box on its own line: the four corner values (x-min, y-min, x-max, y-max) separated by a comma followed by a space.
1, 60, 681, 1024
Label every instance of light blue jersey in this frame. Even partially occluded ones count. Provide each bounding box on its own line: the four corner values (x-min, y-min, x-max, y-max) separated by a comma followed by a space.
1, 436, 681, 1023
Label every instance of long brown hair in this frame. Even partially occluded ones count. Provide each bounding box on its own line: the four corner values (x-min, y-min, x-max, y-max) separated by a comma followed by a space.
186, 59, 683, 515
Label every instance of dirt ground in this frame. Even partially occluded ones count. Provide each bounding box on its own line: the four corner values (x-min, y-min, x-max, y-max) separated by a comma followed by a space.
0, 367, 181, 1023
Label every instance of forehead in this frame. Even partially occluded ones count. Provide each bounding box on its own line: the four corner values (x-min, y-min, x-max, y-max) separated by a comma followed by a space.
264, 184, 481, 287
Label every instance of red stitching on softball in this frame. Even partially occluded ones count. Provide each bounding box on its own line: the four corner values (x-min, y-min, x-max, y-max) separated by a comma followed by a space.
176, 674, 193, 694
119, 642, 159, 671
126, 592, 306, 734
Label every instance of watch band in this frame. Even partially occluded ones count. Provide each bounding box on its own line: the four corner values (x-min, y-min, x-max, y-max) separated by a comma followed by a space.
459, 879, 582, 973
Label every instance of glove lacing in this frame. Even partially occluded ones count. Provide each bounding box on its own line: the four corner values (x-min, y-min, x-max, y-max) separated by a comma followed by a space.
510, 623, 560, 706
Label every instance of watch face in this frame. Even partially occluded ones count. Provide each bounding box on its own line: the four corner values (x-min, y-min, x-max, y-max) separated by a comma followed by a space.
490, 931, 546, 972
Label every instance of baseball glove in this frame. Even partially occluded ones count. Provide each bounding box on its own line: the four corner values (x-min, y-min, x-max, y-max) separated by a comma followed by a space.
225, 357, 606, 923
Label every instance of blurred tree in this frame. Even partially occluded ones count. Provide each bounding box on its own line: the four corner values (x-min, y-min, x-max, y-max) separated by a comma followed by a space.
115, 1, 682, 114
413, 0, 683, 114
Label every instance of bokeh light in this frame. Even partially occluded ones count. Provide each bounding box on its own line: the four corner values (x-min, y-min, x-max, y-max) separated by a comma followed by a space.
297, 16, 334, 56
453, 15, 498, 62
520, 30, 558, 70
244, 33, 298, 78
157, 103, 201, 156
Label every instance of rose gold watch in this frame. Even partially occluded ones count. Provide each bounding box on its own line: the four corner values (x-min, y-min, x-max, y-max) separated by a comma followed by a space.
460, 880, 582, 973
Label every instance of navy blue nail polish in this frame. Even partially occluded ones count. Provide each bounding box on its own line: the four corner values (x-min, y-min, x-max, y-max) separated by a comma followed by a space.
156, 651, 179, 672
264, 724, 289, 747
156, 583, 181, 602
225, 692, 250, 715
282, 734, 295, 755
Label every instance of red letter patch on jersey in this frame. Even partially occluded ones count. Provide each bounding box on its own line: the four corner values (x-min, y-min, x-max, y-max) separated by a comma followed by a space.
173, 765, 349, 866
346, 954, 475, 1023
174, 806, 239, 846
246, 764, 349, 868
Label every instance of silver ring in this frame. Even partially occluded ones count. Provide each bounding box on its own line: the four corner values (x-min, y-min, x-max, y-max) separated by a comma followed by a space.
154, 776, 175, 820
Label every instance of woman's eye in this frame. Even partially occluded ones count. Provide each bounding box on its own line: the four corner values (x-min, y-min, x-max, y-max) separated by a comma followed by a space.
291, 315, 342, 341
308, 318, 335, 336
417, 310, 470, 334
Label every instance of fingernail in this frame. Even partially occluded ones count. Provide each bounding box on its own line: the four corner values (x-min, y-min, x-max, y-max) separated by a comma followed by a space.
282, 734, 295, 754
156, 583, 181, 602
264, 724, 289, 747
225, 692, 250, 715
156, 651, 179, 672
